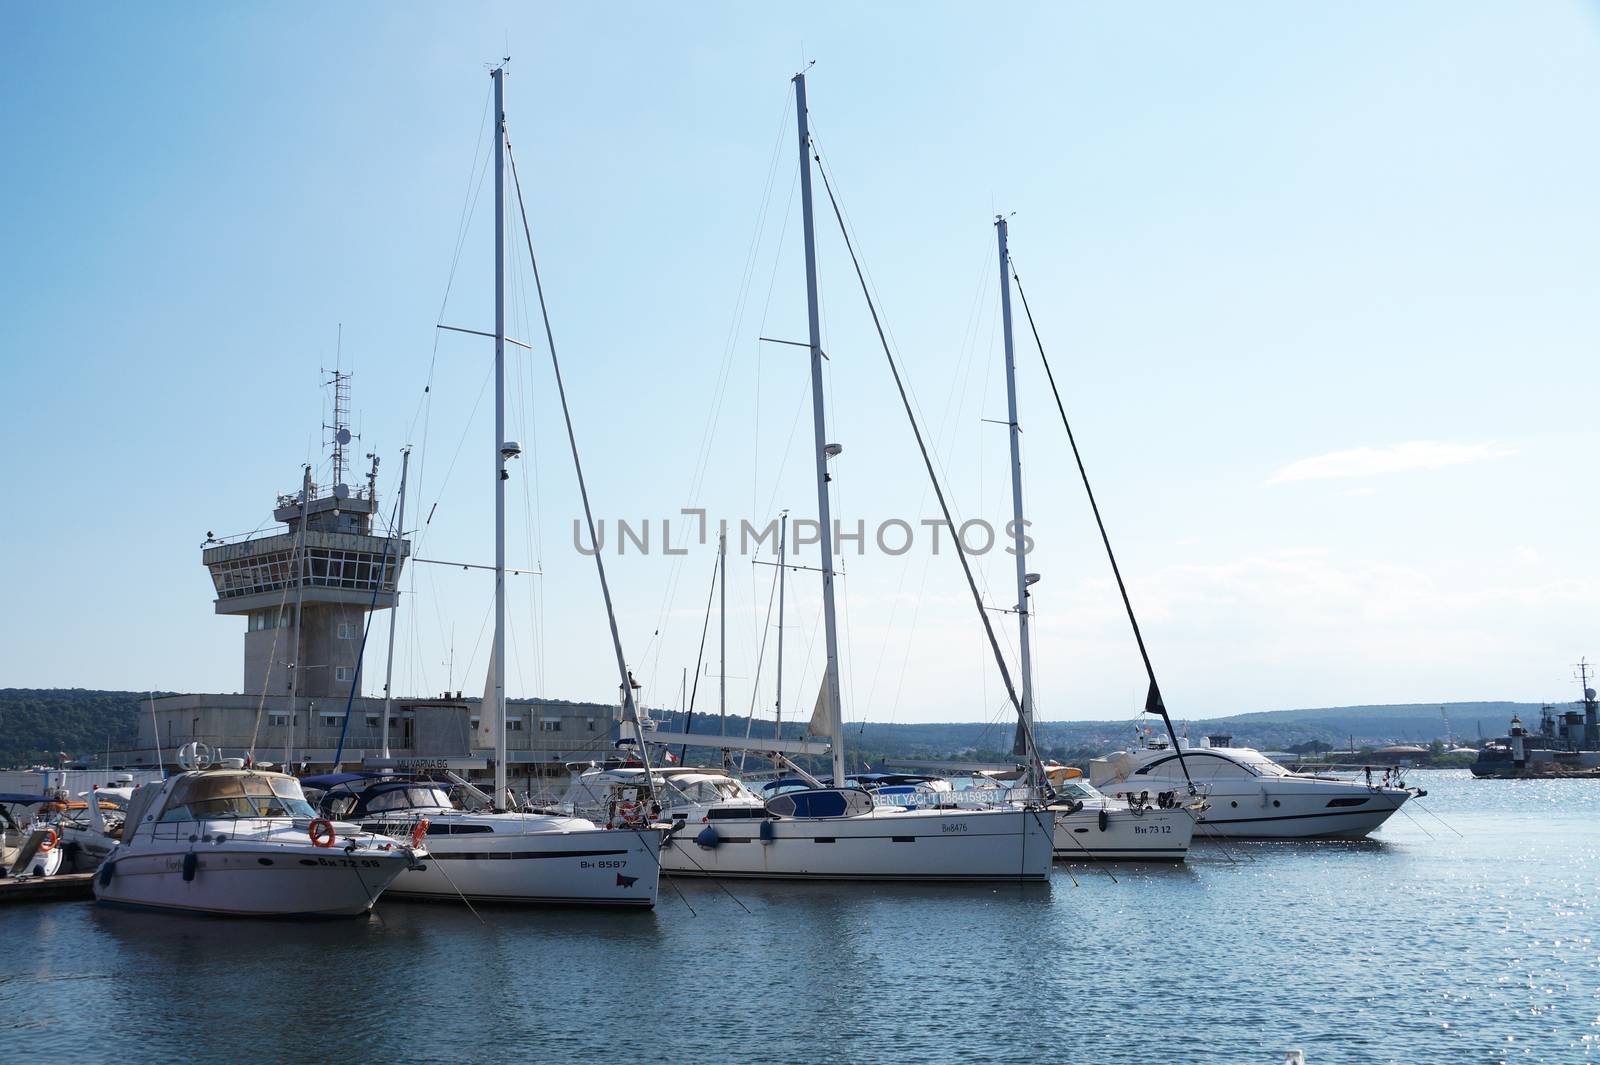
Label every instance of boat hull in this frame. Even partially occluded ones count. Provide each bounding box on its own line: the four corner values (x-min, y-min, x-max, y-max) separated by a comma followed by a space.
1052, 804, 1194, 861
383, 826, 662, 907
93, 843, 411, 917
1180, 788, 1412, 840
661, 806, 1053, 881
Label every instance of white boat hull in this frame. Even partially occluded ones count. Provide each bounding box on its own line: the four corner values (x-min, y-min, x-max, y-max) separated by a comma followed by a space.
94, 841, 412, 917
661, 806, 1053, 881
1100, 782, 1412, 840
1052, 804, 1195, 861
383, 825, 661, 907
60, 826, 117, 872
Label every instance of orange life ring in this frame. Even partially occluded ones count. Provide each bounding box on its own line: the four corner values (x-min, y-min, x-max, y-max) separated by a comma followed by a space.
617, 800, 644, 826
38, 827, 58, 853
308, 818, 336, 848
410, 818, 430, 848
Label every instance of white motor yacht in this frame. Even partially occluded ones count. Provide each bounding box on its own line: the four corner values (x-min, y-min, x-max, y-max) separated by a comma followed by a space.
58, 783, 133, 872
309, 774, 660, 907
94, 761, 420, 917
1090, 734, 1419, 840
561, 764, 1052, 882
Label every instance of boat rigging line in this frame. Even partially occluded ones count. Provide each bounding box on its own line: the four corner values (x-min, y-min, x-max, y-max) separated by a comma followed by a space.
678, 552, 721, 765
805, 138, 1053, 801
1005, 255, 1195, 795
502, 125, 657, 801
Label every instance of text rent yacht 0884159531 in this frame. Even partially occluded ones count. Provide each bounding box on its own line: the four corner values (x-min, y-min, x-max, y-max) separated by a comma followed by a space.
620, 71, 1053, 882
304, 64, 662, 907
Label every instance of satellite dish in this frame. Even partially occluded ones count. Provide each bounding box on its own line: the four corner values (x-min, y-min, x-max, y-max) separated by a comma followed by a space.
334, 483, 350, 499
336, 428, 352, 445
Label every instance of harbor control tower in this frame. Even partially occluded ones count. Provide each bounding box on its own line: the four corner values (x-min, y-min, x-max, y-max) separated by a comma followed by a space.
201, 370, 409, 700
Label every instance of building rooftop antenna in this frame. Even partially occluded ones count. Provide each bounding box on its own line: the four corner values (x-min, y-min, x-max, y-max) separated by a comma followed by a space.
322, 326, 357, 498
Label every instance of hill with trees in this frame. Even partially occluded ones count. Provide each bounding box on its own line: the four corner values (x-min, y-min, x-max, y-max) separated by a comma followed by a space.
0, 689, 1539, 769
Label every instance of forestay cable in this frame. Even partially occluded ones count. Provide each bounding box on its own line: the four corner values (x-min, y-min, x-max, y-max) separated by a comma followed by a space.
1006, 256, 1193, 793
502, 130, 656, 798
807, 142, 1053, 800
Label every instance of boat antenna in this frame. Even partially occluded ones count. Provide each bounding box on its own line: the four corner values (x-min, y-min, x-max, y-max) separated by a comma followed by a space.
1006, 255, 1194, 793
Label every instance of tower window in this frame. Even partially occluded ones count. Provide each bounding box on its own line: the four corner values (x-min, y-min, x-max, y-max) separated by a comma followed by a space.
334, 666, 352, 683
337, 622, 354, 640
506, 719, 524, 732
540, 717, 562, 733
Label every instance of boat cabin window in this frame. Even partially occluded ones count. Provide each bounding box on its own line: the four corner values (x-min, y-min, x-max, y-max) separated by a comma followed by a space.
365, 786, 452, 813
159, 774, 316, 821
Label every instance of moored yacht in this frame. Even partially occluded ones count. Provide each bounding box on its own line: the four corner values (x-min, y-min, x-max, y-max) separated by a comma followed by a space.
1, 796, 67, 878
308, 773, 660, 906
1090, 732, 1418, 840
1041, 768, 1199, 862
559, 763, 1050, 881
616, 73, 1055, 883
93, 757, 419, 917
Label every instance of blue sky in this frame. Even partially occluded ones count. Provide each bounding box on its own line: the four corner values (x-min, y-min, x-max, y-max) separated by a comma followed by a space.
3, 3, 1598, 734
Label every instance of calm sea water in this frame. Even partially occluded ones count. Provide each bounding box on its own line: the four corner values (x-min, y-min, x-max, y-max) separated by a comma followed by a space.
5, 770, 1596, 1063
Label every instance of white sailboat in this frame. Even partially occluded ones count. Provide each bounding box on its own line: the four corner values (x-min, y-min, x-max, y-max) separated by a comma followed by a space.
327, 64, 661, 907
989, 218, 1201, 862
646, 72, 1053, 882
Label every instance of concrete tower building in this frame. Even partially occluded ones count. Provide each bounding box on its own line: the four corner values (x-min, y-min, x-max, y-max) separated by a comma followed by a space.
202, 370, 407, 700
112, 372, 627, 785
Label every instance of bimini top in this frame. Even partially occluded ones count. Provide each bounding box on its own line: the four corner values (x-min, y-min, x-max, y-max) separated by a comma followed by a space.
315, 779, 454, 820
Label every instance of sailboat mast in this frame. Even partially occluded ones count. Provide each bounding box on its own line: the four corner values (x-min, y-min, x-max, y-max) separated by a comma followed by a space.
288, 464, 311, 770
792, 72, 847, 786
995, 217, 1035, 782
380, 445, 410, 759
492, 65, 509, 804
718, 529, 727, 737
775, 511, 787, 741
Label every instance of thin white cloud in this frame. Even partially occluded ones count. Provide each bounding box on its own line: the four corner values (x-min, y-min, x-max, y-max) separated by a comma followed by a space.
1269, 440, 1516, 484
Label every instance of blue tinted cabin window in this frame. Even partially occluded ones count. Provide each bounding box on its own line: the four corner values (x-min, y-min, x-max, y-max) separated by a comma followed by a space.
789, 791, 848, 818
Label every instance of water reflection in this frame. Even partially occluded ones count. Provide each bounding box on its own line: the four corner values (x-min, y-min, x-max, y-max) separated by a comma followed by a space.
7, 773, 1597, 1063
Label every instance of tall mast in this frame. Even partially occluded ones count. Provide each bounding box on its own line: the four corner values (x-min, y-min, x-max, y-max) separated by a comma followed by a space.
718, 528, 727, 738
491, 65, 509, 803
793, 72, 847, 786
995, 217, 1035, 783
380, 446, 410, 759
288, 464, 311, 770
775, 511, 787, 742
